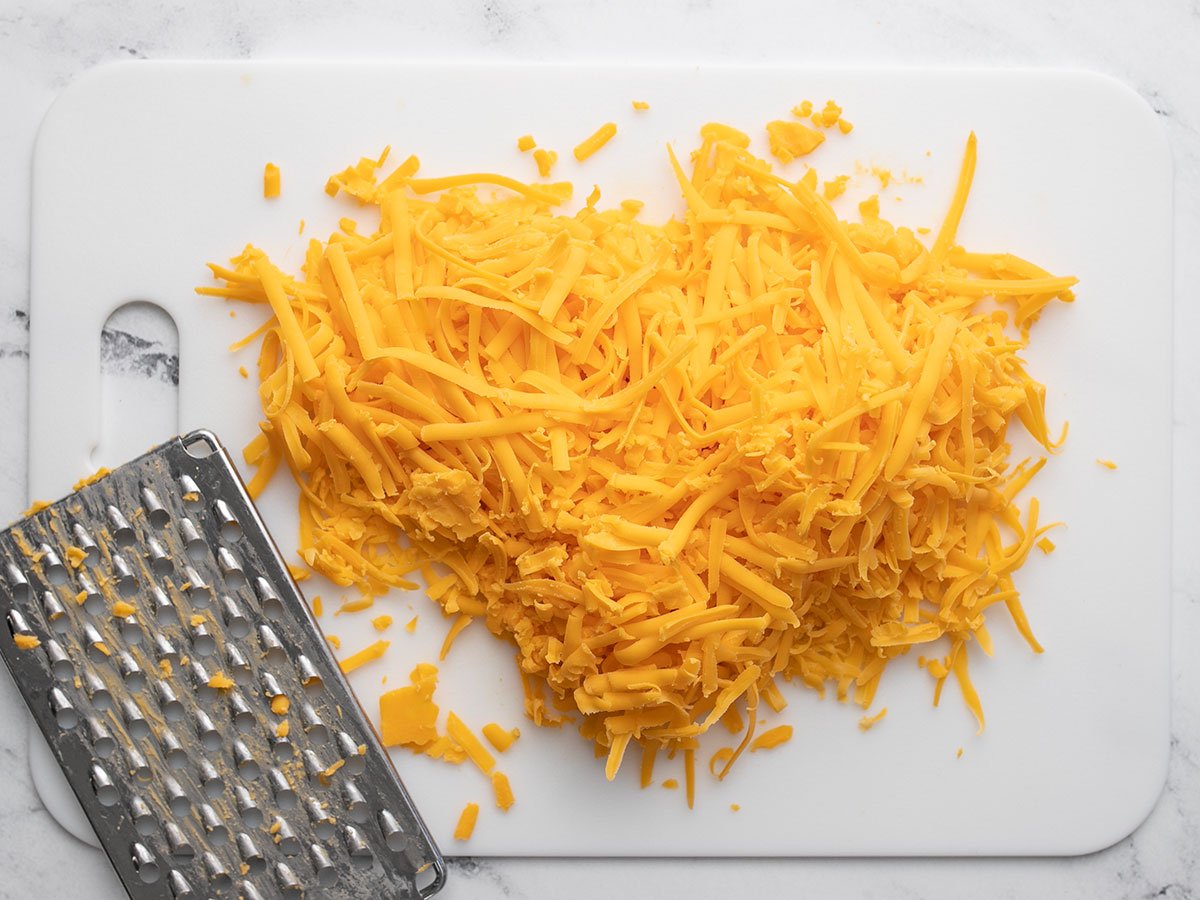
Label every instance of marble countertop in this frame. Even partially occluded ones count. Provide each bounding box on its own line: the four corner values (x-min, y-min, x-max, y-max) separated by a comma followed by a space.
2, 1, 1198, 897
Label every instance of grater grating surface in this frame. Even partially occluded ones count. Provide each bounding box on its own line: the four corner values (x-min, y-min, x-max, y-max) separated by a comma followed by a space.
0, 430, 446, 898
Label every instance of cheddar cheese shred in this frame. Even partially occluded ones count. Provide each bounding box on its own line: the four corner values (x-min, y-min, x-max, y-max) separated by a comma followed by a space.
204, 119, 1074, 786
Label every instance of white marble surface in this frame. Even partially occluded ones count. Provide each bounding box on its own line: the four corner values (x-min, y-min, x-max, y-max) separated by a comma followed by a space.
1, 1, 1197, 897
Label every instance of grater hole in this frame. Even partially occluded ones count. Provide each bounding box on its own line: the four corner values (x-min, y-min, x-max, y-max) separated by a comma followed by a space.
128, 719, 150, 741
199, 731, 221, 754
165, 748, 188, 770
10, 583, 30, 604
168, 795, 189, 819
314, 819, 335, 841
150, 556, 173, 577
185, 538, 207, 563
202, 778, 224, 801
147, 508, 170, 529
133, 816, 156, 838
49, 615, 69, 636
162, 700, 185, 724
245, 857, 266, 877
90, 687, 113, 712
155, 603, 177, 626
316, 867, 337, 888
240, 806, 263, 829
45, 564, 68, 586
125, 671, 147, 692
272, 741, 293, 763
262, 596, 284, 621
131, 844, 160, 884
182, 433, 217, 459
82, 594, 103, 616
192, 634, 216, 657
50, 659, 72, 681
350, 849, 374, 869
119, 618, 142, 644
91, 766, 118, 806
117, 578, 138, 599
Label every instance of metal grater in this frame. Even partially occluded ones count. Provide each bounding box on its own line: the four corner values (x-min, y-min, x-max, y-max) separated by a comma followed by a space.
0, 430, 446, 899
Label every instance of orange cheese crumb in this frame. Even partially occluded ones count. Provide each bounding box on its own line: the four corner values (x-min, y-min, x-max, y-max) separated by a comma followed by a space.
481, 723, 519, 753
276, 720, 290, 738
65, 546, 88, 569
208, 672, 235, 690
1096, 458, 1118, 470
159, 659, 173, 677
380, 663, 440, 748
270, 694, 290, 716
288, 564, 310, 582
823, 175, 850, 200
264, 163, 281, 198
791, 100, 814, 118
532, 148, 557, 178
327, 635, 341, 650
490, 771, 514, 810
573, 122, 617, 161
93, 641, 110, 657
112, 600, 136, 618
453, 803, 479, 841
661, 779, 679, 790
23, 500, 50, 516
632, 100, 650, 111
517, 134, 536, 152
730, 804, 741, 812
238, 366, 249, 379
338, 639, 389, 674
766, 120, 825, 163
956, 747, 965, 759
858, 707, 889, 731
312, 595, 323, 617
405, 616, 418, 634
190, 614, 205, 627
750, 724, 794, 751
372, 615, 393, 632
319, 759, 345, 784
1036, 536, 1057, 554
13, 633, 40, 650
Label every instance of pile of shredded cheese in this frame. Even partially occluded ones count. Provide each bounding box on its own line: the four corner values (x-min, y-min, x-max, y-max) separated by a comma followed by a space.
202, 119, 1074, 797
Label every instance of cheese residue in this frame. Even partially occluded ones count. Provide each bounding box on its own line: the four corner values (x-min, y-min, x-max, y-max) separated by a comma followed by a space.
208, 672, 235, 690
111, 600, 136, 619
372, 614, 393, 632
270, 694, 290, 715
632, 101, 650, 111
65, 546, 87, 569
453, 802, 479, 841
204, 117, 1074, 787
766, 120, 825, 163
13, 633, 40, 650
517, 135, 536, 153
1096, 458, 1118, 470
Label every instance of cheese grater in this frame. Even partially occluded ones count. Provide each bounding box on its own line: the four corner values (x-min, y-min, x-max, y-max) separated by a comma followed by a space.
0, 430, 446, 899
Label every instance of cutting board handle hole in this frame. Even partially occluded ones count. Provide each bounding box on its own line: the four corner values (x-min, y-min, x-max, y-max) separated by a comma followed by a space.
94, 302, 180, 470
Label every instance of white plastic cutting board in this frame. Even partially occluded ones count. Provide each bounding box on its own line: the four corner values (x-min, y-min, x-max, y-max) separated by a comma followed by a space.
28, 62, 1171, 857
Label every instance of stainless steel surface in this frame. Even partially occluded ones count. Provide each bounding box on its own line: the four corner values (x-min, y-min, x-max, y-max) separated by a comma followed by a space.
0, 430, 446, 898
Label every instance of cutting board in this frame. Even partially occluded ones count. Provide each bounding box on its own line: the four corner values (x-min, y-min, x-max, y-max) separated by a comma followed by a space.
28, 62, 1171, 856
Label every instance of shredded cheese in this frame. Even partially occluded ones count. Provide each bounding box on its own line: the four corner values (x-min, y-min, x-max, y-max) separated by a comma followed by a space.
13, 633, 40, 650
482, 723, 519, 753
766, 120, 825, 163
517, 135, 536, 153
270, 694, 290, 715
632, 101, 650, 111
454, 802, 479, 841
111, 600, 136, 618
338, 639, 389, 673
858, 707, 888, 731
1096, 458, 1118, 470
491, 770, 515, 810
533, 148, 558, 178
205, 117, 1074, 787
574, 123, 617, 161
749, 724, 793, 752
264, 163, 281, 199
446, 712, 496, 774
372, 614, 393, 631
